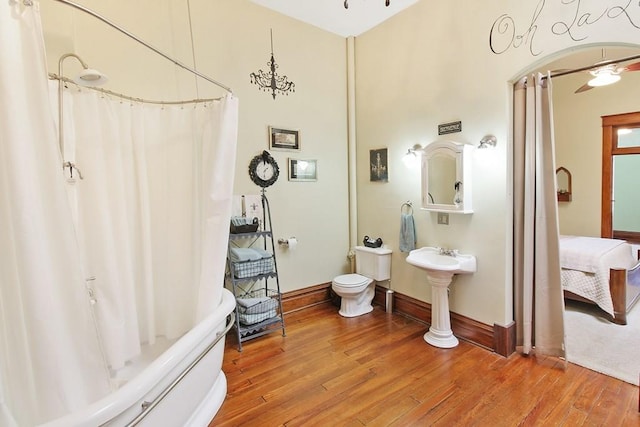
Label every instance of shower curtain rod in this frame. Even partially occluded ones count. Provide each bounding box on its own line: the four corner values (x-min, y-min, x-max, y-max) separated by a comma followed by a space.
50, 0, 233, 94
50, 74, 222, 105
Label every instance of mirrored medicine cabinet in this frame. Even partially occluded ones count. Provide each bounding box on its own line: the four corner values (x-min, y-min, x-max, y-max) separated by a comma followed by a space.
421, 140, 473, 214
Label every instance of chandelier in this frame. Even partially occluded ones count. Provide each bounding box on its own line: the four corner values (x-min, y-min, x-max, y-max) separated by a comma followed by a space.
250, 29, 295, 100
344, 0, 390, 8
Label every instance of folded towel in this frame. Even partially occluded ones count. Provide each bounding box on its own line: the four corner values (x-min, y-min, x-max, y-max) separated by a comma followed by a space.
236, 297, 271, 309
238, 309, 277, 325
237, 297, 278, 314
229, 247, 262, 262
399, 213, 416, 253
253, 248, 272, 259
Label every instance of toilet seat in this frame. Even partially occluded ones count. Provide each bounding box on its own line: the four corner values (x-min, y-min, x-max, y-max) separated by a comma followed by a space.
332, 273, 375, 317
333, 273, 370, 288
331, 247, 392, 318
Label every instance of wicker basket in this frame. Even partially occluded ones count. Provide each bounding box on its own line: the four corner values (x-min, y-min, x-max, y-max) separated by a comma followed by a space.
230, 217, 259, 234
235, 288, 280, 327
231, 256, 274, 279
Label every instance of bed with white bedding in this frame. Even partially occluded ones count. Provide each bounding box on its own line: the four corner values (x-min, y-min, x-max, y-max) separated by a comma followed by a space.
560, 235, 640, 325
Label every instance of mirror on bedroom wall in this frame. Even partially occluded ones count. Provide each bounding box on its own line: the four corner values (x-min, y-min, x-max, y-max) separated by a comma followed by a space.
556, 167, 572, 202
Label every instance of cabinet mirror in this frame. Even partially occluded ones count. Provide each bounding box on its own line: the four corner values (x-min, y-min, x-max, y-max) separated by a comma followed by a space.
421, 140, 473, 214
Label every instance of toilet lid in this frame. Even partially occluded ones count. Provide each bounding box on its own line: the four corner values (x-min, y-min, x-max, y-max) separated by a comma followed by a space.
333, 273, 370, 287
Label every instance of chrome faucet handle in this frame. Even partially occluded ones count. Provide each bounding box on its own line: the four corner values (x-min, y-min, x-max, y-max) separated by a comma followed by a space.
438, 247, 457, 256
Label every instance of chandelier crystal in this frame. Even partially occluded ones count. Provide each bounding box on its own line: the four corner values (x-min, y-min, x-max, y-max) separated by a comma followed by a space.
250, 29, 295, 100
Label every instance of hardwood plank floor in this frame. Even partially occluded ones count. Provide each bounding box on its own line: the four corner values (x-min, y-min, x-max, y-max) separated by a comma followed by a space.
210, 303, 639, 426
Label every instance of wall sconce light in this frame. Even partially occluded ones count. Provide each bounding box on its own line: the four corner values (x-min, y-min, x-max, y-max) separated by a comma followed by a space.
478, 135, 497, 149
402, 144, 423, 168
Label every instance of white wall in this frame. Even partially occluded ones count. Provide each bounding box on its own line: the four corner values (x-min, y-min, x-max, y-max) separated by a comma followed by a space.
39, 0, 640, 328
354, 0, 640, 327
354, 1, 513, 327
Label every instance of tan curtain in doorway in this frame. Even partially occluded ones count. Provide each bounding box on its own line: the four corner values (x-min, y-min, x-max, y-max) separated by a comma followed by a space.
513, 73, 565, 357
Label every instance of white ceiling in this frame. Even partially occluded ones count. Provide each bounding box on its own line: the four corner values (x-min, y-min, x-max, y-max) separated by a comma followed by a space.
250, 0, 419, 37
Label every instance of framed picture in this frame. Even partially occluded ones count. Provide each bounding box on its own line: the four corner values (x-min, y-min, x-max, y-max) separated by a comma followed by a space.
369, 148, 388, 182
269, 126, 300, 150
288, 158, 317, 181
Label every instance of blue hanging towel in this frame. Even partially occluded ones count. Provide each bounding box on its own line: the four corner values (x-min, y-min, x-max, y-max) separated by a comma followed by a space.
399, 213, 416, 252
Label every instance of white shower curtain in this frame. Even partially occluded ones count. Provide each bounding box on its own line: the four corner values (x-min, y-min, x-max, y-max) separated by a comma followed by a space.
513, 73, 565, 357
60, 86, 238, 370
1, 1, 238, 425
0, 2, 111, 425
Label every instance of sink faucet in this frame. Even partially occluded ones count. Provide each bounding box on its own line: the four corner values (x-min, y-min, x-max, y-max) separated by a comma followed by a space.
438, 247, 458, 257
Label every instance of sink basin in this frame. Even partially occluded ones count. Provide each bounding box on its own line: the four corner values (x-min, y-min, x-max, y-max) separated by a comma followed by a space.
406, 247, 476, 274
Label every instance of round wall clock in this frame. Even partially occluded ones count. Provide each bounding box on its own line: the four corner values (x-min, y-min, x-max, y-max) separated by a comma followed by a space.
249, 150, 280, 188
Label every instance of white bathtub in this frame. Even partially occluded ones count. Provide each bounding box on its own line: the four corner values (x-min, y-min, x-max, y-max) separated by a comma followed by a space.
39, 288, 236, 427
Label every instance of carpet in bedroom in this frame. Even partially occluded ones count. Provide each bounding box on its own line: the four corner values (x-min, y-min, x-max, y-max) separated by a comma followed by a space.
564, 300, 640, 386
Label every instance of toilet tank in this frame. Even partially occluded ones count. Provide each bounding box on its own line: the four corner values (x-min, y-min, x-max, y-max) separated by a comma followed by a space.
355, 245, 392, 281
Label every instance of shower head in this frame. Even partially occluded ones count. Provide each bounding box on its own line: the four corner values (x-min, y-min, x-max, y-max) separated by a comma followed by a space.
59, 53, 108, 87
73, 68, 109, 86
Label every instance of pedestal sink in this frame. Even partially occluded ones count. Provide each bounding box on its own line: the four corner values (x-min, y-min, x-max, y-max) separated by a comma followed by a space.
406, 247, 476, 348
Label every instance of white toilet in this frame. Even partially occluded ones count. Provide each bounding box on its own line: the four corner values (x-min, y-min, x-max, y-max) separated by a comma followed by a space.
332, 246, 392, 317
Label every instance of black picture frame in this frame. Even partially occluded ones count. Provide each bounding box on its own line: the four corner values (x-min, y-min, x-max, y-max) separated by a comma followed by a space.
269, 126, 300, 150
370, 148, 388, 182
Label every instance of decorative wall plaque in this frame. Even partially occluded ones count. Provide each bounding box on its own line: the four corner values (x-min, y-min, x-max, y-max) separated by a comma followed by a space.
438, 121, 462, 135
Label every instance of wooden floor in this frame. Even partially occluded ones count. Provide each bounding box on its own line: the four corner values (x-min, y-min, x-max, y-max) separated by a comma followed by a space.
211, 303, 639, 426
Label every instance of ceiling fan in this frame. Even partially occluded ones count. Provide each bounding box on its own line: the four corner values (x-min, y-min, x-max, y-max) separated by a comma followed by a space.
574, 57, 640, 93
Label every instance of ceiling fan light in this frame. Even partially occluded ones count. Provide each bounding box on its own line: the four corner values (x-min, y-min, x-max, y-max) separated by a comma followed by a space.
587, 72, 620, 87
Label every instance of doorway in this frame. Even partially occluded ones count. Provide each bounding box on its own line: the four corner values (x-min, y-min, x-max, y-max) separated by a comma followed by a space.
601, 111, 640, 243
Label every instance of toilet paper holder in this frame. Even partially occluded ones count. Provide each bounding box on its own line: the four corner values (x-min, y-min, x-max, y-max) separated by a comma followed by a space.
278, 237, 296, 245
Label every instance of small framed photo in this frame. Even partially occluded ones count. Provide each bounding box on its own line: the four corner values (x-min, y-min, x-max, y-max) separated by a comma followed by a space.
369, 148, 388, 182
269, 126, 300, 151
288, 158, 317, 182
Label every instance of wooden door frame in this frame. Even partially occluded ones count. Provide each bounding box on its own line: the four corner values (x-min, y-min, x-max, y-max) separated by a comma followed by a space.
601, 111, 640, 242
